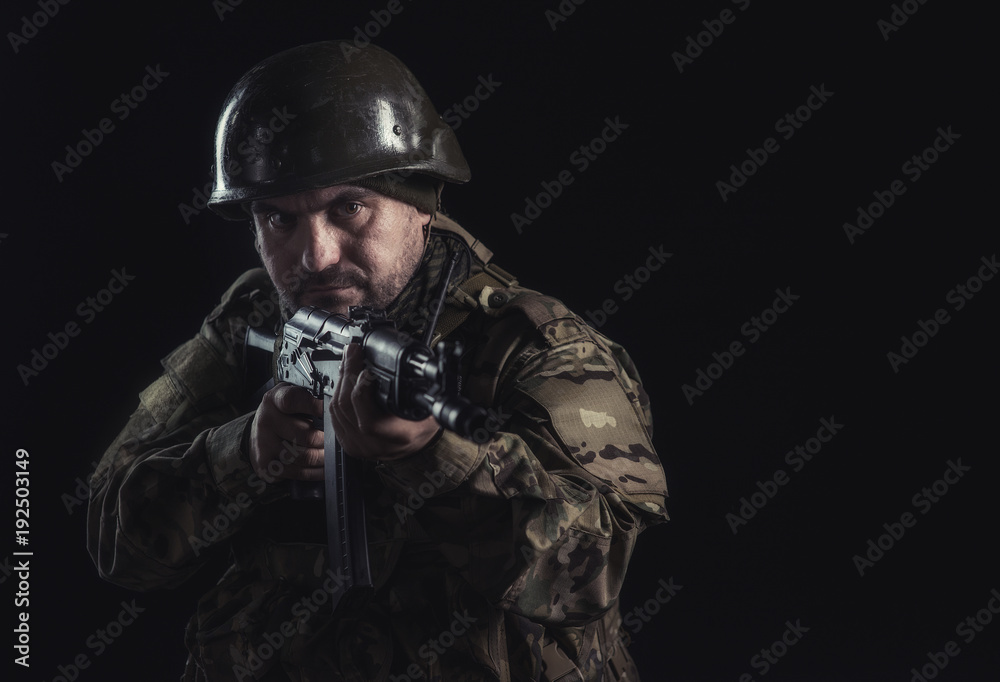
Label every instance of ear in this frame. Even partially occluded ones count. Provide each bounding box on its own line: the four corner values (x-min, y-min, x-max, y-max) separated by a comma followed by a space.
421, 213, 433, 247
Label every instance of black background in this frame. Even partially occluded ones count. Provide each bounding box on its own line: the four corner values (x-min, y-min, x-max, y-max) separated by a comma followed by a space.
3, 0, 996, 680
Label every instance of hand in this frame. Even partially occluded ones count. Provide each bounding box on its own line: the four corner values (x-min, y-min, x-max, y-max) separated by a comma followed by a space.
329, 343, 442, 462
249, 383, 325, 481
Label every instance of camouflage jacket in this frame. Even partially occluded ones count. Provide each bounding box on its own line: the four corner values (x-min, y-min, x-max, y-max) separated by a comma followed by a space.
87, 215, 669, 681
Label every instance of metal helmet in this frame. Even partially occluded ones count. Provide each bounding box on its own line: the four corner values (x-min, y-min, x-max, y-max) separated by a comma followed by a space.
208, 41, 470, 220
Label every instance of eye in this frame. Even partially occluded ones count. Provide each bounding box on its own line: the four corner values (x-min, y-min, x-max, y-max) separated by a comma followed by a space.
342, 201, 362, 217
331, 200, 364, 220
264, 212, 295, 231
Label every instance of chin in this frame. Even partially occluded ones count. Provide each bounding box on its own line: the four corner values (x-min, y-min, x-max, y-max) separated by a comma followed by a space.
275, 289, 343, 318
302, 292, 356, 316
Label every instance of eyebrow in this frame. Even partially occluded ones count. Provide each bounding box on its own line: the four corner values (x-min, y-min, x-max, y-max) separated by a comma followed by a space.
250, 186, 378, 215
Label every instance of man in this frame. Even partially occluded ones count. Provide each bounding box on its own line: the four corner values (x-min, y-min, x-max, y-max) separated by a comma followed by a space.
88, 41, 668, 681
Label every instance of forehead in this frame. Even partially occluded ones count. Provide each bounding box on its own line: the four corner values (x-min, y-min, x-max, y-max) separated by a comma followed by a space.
249, 184, 378, 214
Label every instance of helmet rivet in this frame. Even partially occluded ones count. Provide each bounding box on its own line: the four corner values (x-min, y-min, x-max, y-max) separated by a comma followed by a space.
392, 124, 402, 135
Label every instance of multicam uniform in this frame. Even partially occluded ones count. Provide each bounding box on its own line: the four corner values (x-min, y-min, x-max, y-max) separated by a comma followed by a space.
87, 215, 669, 681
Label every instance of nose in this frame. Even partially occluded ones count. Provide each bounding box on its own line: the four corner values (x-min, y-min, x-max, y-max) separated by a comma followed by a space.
300, 216, 342, 273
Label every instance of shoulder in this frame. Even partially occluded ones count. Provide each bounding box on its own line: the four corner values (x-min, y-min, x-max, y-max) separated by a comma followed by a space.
431, 216, 648, 399
464, 281, 660, 487
198, 267, 281, 358
433, 215, 589, 348
460, 279, 651, 420
476, 283, 592, 349
205, 267, 278, 328
154, 268, 279, 408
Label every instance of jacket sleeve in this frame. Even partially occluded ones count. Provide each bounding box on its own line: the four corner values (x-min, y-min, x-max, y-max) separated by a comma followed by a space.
87, 269, 285, 590
375, 285, 669, 626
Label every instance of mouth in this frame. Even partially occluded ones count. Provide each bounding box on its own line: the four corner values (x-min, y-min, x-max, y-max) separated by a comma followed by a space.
299, 286, 358, 311
306, 285, 352, 293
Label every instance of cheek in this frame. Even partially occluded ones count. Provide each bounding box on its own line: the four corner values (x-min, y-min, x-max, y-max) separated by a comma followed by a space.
258, 237, 296, 284
393, 211, 426, 250
356, 219, 412, 269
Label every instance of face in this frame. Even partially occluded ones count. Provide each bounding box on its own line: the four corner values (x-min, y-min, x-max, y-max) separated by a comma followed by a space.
251, 184, 429, 318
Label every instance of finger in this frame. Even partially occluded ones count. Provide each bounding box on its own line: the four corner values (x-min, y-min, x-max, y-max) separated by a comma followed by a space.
258, 457, 324, 482
269, 383, 323, 418
332, 344, 363, 428
340, 343, 365, 393
260, 410, 324, 454
289, 466, 325, 482
266, 439, 324, 476
350, 375, 408, 443
276, 432, 325, 464
260, 443, 324, 481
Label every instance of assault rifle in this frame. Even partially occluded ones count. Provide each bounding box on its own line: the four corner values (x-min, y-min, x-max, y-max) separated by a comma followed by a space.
245, 304, 488, 613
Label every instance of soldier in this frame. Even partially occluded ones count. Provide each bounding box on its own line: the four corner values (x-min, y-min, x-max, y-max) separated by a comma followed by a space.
87, 41, 668, 681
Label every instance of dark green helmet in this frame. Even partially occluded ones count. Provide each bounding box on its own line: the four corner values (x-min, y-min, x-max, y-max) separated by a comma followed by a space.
208, 41, 470, 220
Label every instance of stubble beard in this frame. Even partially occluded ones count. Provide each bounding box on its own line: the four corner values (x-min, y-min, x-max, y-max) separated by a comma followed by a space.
272, 227, 425, 319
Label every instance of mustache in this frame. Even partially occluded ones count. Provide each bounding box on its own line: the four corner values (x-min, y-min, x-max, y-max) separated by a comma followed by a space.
292, 268, 367, 291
